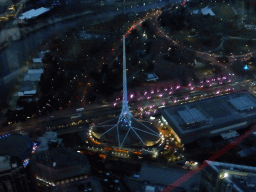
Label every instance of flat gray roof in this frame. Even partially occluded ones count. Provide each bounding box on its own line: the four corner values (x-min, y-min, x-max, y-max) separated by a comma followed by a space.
19, 81, 38, 92
31, 147, 90, 182
0, 134, 33, 161
19, 7, 50, 20
161, 91, 256, 143
206, 160, 256, 192
24, 73, 42, 81
35, 147, 88, 168
139, 164, 201, 190
28, 69, 44, 74
37, 131, 62, 152
228, 95, 256, 111
162, 91, 256, 132
178, 108, 206, 125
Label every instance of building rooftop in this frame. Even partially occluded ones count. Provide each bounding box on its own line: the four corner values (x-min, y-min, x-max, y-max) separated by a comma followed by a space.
19, 81, 38, 92
161, 91, 256, 143
37, 131, 62, 152
139, 164, 201, 190
18, 78, 40, 96
32, 51, 49, 63
146, 72, 159, 82
0, 134, 33, 161
31, 147, 90, 182
92, 117, 160, 148
228, 96, 256, 111
201, 6, 215, 16
24, 73, 42, 81
177, 108, 206, 125
19, 7, 50, 20
0, 155, 18, 172
28, 69, 44, 74
193, 6, 215, 16
34, 147, 87, 168
24, 69, 44, 82
220, 131, 240, 140
237, 147, 256, 158
205, 160, 256, 192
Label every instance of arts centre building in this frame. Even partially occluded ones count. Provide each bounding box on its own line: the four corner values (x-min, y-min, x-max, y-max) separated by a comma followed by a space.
91, 117, 161, 149
161, 91, 256, 144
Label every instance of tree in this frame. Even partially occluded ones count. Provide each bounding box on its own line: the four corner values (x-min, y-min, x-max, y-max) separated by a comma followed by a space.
214, 65, 222, 74
42, 52, 53, 64
90, 71, 101, 81
193, 74, 200, 85
101, 64, 109, 75
181, 75, 188, 87
217, 56, 229, 64
146, 42, 152, 54
146, 62, 155, 72
49, 38, 62, 52
130, 29, 138, 38
247, 39, 254, 46
40, 79, 52, 93
52, 74, 66, 89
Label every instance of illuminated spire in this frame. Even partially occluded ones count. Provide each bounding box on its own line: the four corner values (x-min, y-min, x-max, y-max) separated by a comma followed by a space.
119, 35, 133, 123
97, 35, 160, 149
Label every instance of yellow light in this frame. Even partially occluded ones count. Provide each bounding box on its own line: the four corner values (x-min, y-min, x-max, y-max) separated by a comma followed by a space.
224, 172, 229, 178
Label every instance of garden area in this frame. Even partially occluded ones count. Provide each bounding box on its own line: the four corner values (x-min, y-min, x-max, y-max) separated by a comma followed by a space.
159, 1, 256, 56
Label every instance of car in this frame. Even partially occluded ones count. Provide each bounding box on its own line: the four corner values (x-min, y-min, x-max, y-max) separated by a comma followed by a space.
76, 108, 84, 112
71, 114, 82, 119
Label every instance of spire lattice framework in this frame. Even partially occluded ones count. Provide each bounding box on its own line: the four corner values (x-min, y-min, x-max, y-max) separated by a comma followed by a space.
118, 35, 133, 127
95, 35, 160, 149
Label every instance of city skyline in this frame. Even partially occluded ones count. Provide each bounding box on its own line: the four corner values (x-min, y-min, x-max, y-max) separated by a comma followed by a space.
1, 0, 256, 191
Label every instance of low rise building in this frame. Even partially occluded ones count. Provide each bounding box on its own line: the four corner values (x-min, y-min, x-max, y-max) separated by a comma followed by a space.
0, 155, 30, 192
29, 147, 91, 192
139, 163, 200, 191
36, 131, 62, 152
161, 91, 256, 144
146, 72, 159, 82
201, 160, 256, 192
19, 7, 51, 21
192, 6, 215, 16
32, 50, 49, 63
0, 133, 33, 163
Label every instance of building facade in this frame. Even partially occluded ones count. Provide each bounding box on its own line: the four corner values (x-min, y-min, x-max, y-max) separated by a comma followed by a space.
0, 155, 30, 192
161, 91, 256, 144
29, 147, 90, 191
201, 160, 256, 192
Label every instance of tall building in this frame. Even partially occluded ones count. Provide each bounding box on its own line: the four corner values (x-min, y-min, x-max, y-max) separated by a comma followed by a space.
0, 155, 30, 192
201, 160, 256, 192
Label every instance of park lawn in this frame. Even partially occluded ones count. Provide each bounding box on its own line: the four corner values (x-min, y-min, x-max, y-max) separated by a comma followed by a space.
86, 14, 130, 34
245, 13, 256, 26
240, 28, 256, 39
59, 38, 106, 59
173, 29, 221, 52
172, 30, 194, 44
223, 39, 251, 55
212, 3, 237, 22
196, 35, 221, 50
